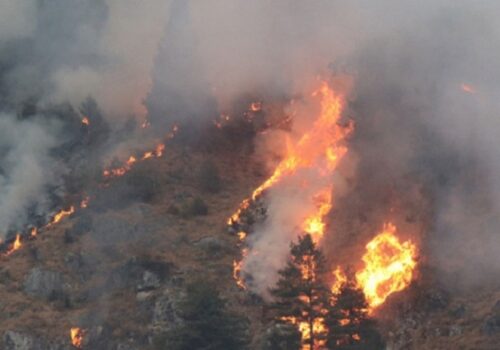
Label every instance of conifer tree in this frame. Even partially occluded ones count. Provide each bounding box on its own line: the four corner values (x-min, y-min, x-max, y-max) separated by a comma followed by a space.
269, 234, 330, 350
325, 281, 384, 350
162, 280, 249, 350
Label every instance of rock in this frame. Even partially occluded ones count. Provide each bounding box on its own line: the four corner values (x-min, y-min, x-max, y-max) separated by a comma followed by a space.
449, 304, 466, 319
137, 271, 161, 292
91, 214, 140, 244
107, 258, 171, 292
449, 324, 463, 337
2, 331, 64, 350
23, 268, 64, 301
136, 291, 154, 302
4, 331, 37, 350
152, 290, 182, 333
482, 314, 500, 335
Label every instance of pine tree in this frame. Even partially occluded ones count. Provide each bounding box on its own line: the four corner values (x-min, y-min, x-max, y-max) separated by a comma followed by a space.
162, 281, 249, 350
268, 234, 330, 350
325, 281, 384, 350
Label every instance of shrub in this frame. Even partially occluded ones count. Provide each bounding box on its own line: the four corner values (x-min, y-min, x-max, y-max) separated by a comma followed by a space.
197, 160, 221, 193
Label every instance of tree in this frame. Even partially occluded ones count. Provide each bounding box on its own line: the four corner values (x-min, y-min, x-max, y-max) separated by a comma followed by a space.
269, 234, 330, 350
162, 281, 249, 350
324, 281, 384, 350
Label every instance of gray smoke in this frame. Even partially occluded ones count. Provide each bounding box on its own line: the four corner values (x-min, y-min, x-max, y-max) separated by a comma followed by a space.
0, 114, 64, 238
1, 0, 500, 293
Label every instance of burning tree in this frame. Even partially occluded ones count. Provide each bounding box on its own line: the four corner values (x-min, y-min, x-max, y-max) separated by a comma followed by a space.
269, 234, 330, 350
325, 280, 384, 350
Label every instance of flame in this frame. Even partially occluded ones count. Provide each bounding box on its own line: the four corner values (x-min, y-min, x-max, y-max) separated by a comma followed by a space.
331, 265, 347, 295
355, 223, 417, 309
5, 234, 22, 256
281, 316, 326, 350
49, 206, 75, 226
80, 197, 90, 209
250, 101, 262, 112
461, 83, 475, 94
302, 187, 333, 243
81, 117, 89, 126
70, 327, 84, 348
30, 227, 38, 237
103, 142, 165, 178
230, 81, 352, 292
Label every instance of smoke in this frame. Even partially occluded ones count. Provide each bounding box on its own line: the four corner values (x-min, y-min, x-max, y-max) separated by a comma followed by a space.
0, 114, 64, 238
0, 0, 499, 294
0, 0, 171, 236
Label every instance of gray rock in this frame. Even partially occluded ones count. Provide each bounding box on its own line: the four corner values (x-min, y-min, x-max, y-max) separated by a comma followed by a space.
152, 290, 182, 332
482, 314, 500, 335
449, 324, 463, 337
2, 331, 65, 350
91, 214, 142, 244
23, 268, 64, 300
137, 271, 161, 292
4, 331, 37, 350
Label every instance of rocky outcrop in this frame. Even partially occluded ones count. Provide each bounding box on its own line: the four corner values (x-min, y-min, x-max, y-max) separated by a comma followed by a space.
23, 268, 64, 301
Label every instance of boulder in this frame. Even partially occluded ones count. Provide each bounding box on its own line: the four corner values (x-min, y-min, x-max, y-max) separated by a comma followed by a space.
152, 290, 182, 333
23, 268, 64, 301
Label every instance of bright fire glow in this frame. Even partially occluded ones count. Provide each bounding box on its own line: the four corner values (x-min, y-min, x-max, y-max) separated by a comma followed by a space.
103, 142, 165, 178
231, 81, 352, 289
5, 234, 22, 256
70, 327, 84, 348
81, 117, 90, 126
460, 83, 475, 94
230, 81, 352, 348
355, 223, 417, 309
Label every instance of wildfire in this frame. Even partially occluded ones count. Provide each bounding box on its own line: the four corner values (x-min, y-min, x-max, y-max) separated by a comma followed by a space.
460, 83, 475, 94
103, 142, 165, 178
281, 316, 326, 350
230, 81, 352, 292
355, 223, 417, 309
302, 187, 333, 243
49, 206, 75, 226
70, 327, 84, 348
81, 117, 90, 126
250, 101, 262, 112
331, 266, 347, 295
5, 234, 22, 256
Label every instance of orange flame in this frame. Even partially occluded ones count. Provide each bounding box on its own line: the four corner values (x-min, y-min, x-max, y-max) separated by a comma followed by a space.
355, 223, 417, 309
5, 234, 22, 256
461, 83, 475, 94
81, 117, 89, 126
281, 316, 326, 350
49, 206, 75, 226
70, 327, 84, 348
250, 101, 262, 112
230, 81, 352, 292
103, 142, 165, 178
331, 266, 347, 295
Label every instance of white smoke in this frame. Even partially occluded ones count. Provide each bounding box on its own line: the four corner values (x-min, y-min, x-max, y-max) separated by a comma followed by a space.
0, 114, 64, 238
